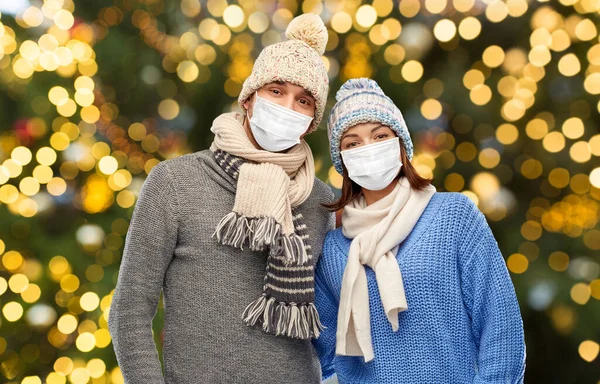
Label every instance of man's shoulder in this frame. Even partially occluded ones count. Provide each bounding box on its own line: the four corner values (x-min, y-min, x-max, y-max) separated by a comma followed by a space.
311, 177, 334, 204
156, 150, 211, 177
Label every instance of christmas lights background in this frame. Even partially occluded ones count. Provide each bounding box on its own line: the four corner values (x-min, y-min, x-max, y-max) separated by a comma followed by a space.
0, 0, 599, 383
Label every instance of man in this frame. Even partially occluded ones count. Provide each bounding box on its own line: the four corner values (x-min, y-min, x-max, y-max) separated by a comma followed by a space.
108, 13, 335, 384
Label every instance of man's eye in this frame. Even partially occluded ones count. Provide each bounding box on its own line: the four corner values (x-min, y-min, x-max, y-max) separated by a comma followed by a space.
271, 89, 281, 95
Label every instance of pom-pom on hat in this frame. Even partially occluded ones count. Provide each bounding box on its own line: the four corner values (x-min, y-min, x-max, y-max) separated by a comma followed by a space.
327, 78, 414, 174
238, 13, 329, 132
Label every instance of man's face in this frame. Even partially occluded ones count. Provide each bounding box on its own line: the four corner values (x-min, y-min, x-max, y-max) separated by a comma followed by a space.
243, 81, 316, 138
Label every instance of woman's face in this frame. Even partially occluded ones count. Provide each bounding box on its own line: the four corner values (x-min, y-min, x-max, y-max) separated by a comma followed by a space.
340, 123, 397, 151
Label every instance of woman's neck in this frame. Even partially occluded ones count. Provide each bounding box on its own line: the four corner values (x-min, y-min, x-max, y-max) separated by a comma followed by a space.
362, 181, 397, 206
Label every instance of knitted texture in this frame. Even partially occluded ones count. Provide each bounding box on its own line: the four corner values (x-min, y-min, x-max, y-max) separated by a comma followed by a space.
238, 13, 329, 132
212, 149, 324, 340
313, 192, 526, 383
327, 78, 413, 174
210, 112, 314, 262
337, 177, 436, 361
108, 149, 335, 384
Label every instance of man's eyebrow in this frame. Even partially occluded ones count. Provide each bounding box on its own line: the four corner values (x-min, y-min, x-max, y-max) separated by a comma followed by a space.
267, 81, 314, 99
300, 89, 314, 99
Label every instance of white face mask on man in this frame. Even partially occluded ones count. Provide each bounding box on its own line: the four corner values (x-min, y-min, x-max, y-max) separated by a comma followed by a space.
248, 92, 314, 152
341, 137, 403, 191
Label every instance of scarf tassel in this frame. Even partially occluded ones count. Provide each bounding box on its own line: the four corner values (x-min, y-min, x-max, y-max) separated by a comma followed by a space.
213, 213, 282, 252
242, 294, 325, 339
214, 213, 309, 266
250, 216, 281, 251
212, 212, 250, 249
270, 233, 309, 266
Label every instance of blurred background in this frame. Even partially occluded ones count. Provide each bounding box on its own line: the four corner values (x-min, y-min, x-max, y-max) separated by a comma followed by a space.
0, 0, 599, 383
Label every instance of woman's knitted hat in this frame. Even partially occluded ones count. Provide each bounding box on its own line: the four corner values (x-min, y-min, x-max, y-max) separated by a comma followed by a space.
327, 78, 414, 174
238, 14, 329, 132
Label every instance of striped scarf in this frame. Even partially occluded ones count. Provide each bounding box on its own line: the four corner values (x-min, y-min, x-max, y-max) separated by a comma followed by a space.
209, 112, 324, 339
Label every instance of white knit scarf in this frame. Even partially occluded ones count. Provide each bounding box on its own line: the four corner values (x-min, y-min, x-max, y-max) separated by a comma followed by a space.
210, 112, 315, 264
337, 177, 436, 361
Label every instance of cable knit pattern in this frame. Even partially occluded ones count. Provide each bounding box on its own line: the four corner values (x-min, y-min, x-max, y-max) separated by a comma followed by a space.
108, 150, 335, 384
238, 14, 329, 132
313, 192, 526, 384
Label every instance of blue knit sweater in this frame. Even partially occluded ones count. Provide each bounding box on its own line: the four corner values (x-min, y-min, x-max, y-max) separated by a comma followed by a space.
313, 192, 526, 384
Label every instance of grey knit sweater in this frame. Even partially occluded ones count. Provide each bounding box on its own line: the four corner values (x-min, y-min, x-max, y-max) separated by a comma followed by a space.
108, 149, 335, 384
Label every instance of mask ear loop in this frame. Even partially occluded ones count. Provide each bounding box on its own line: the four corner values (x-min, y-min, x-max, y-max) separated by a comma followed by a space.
243, 91, 259, 126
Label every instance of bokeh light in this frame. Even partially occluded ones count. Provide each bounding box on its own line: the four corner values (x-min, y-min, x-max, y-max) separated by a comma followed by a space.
0, 1, 598, 382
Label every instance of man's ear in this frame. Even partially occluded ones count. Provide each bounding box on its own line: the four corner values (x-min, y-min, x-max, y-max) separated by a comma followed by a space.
244, 92, 257, 113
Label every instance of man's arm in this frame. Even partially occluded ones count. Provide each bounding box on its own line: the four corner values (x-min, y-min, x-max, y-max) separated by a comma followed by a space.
108, 162, 178, 384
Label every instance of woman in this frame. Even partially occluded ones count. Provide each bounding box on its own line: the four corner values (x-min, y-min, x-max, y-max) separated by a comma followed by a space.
313, 78, 526, 383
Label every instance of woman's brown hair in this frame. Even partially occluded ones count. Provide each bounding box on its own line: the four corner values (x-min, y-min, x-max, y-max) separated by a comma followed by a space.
324, 138, 433, 212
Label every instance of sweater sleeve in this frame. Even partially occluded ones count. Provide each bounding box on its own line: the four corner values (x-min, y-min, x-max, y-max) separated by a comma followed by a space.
108, 162, 178, 384
458, 198, 526, 384
312, 235, 338, 381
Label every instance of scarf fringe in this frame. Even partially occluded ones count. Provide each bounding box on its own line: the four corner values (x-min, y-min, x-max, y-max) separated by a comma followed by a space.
212, 212, 279, 250
241, 294, 325, 339
270, 233, 309, 265
213, 212, 308, 265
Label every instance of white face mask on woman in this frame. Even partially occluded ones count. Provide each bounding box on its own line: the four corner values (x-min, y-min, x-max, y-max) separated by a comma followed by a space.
248, 92, 314, 152
341, 137, 403, 191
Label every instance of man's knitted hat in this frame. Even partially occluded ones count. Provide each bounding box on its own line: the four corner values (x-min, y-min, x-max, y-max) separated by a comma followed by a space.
327, 78, 414, 174
238, 13, 329, 132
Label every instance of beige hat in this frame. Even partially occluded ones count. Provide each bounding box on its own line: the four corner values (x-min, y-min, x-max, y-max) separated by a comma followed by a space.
238, 13, 329, 132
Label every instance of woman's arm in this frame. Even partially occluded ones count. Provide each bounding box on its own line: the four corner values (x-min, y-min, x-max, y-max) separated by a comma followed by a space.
312, 244, 339, 381
108, 162, 178, 384
458, 197, 526, 384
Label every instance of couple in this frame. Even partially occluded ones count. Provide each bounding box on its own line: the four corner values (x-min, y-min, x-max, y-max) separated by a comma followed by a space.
108, 14, 525, 384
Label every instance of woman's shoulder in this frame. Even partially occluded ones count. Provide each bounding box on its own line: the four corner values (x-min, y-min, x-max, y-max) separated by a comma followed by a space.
317, 227, 350, 286
324, 227, 347, 248
433, 190, 475, 206
429, 191, 482, 220
413, 191, 486, 242
320, 228, 351, 263
431, 191, 490, 246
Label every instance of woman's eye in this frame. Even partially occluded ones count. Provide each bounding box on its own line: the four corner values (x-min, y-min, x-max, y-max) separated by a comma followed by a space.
375, 134, 389, 139
346, 142, 358, 148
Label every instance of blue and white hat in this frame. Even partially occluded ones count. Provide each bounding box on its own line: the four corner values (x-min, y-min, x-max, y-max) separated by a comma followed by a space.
327, 78, 414, 174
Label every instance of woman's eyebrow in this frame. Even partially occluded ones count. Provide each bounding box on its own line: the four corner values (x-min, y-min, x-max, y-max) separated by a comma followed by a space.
371, 124, 386, 133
